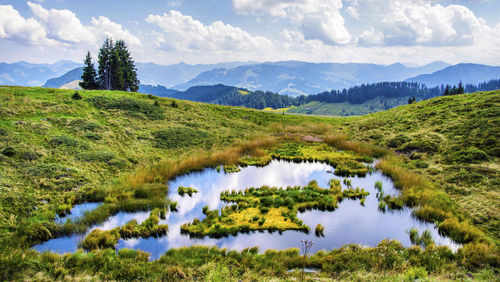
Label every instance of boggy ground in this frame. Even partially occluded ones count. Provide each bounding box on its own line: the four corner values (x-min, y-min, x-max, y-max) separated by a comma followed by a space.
0, 86, 498, 280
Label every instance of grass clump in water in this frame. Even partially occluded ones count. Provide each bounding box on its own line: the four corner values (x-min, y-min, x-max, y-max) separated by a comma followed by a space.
81, 208, 168, 250
315, 224, 325, 237
181, 180, 368, 238
223, 164, 240, 173
177, 186, 198, 197
408, 228, 434, 249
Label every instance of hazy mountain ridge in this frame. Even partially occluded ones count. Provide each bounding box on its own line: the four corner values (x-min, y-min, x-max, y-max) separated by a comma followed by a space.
0, 61, 81, 87
172, 61, 451, 96
405, 63, 500, 86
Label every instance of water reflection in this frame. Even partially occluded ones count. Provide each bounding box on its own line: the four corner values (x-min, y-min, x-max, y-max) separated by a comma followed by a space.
34, 160, 458, 260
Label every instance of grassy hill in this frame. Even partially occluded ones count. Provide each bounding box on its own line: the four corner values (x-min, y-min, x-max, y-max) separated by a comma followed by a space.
0, 86, 498, 280
287, 96, 411, 116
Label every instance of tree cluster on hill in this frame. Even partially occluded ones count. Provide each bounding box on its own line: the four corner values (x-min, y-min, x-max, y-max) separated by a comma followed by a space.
80, 39, 139, 92
443, 81, 465, 96
306, 82, 443, 104
140, 78, 500, 111
464, 78, 500, 93
213, 90, 302, 109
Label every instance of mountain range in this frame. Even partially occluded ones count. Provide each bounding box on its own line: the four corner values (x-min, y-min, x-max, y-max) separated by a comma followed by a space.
4, 60, 500, 99
405, 63, 500, 86
172, 61, 451, 96
0, 61, 81, 87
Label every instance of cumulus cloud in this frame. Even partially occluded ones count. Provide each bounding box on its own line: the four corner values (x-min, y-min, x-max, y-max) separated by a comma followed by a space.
348, 0, 487, 46
27, 1, 94, 44
0, 1, 141, 48
90, 16, 141, 46
0, 4, 49, 43
146, 10, 273, 52
232, 0, 351, 45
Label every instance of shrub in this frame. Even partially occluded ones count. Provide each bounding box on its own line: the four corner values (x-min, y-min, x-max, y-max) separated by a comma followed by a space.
400, 139, 439, 154
374, 181, 382, 191
1, 147, 16, 157
259, 206, 269, 214
387, 134, 410, 148
153, 127, 208, 149
448, 147, 489, 163
0, 128, 6, 136
171, 99, 179, 108
49, 136, 79, 147
19, 151, 41, 161
81, 122, 100, 131
71, 91, 82, 100
88, 96, 165, 120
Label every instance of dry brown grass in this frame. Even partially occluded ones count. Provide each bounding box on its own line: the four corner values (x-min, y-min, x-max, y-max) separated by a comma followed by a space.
324, 134, 388, 157
119, 136, 278, 191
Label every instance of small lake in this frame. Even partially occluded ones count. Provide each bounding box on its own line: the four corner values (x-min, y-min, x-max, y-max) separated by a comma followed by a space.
34, 160, 458, 260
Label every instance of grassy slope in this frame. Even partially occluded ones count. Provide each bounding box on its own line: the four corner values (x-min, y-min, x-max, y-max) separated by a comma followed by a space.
0, 86, 498, 279
288, 96, 411, 116
0, 86, 322, 231
338, 91, 499, 237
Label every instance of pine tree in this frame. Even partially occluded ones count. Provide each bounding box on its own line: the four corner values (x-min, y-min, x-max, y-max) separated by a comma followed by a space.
97, 38, 113, 90
443, 85, 450, 96
115, 40, 140, 92
457, 81, 464, 94
110, 46, 124, 91
79, 52, 98, 90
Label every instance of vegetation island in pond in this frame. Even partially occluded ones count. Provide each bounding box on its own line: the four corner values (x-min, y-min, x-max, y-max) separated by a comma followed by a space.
181, 179, 369, 238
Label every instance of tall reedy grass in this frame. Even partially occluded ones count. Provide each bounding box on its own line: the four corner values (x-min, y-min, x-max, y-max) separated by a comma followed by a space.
375, 154, 492, 249
323, 134, 388, 158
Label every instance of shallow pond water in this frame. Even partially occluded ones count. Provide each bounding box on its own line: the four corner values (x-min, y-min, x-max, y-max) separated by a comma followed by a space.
34, 160, 458, 260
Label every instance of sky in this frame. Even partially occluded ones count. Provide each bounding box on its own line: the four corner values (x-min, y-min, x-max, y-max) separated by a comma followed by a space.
0, 0, 499, 66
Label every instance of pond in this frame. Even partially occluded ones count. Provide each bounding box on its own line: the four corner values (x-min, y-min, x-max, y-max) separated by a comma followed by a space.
34, 160, 458, 260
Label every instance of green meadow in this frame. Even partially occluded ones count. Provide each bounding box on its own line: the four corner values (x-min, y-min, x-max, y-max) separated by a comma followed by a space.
0, 86, 498, 280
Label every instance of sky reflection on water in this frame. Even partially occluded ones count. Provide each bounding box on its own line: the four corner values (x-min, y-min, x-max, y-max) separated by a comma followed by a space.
34, 160, 458, 260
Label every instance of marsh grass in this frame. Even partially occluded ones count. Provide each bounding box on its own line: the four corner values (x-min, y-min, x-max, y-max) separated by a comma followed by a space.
1, 87, 498, 280
178, 186, 198, 197
81, 208, 168, 250
315, 224, 325, 237
182, 181, 367, 238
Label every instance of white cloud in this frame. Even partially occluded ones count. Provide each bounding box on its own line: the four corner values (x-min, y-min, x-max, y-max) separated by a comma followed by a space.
0, 4, 48, 43
348, 0, 487, 46
25, 1, 141, 47
90, 16, 141, 46
146, 10, 273, 52
232, 0, 351, 45
27, 1, 94, 44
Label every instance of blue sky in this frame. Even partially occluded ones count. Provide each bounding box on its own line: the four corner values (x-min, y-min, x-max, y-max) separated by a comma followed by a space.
0, 0, 499, 65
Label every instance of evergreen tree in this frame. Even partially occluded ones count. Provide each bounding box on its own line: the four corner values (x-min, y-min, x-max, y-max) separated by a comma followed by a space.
457, 81, 464, 94
110, 46, 124, 91
115, 40, 140, 92
80, 52, 98, 90
443, 85, 450, 96
92, 38, 139, 92
97, 38, 113, 90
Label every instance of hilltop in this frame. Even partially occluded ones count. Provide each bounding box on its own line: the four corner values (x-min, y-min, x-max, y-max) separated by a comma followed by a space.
0, 86, 498, 280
